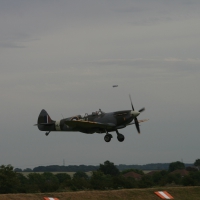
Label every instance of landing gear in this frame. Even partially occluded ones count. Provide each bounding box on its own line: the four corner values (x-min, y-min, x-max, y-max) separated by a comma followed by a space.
103, 130, 125, 142
104, 134, 112, 142
117, 134, 125, 142
104, 129, 113, 142
116, 130, 125, 142
45, 131, 50, 136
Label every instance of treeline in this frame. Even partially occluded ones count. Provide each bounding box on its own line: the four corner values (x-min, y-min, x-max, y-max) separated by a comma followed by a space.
14, 163, 193, 172
0, 159, 200, 193
26, 165, 98, 172
0, 160, 200, 194
118, 163, 193, 171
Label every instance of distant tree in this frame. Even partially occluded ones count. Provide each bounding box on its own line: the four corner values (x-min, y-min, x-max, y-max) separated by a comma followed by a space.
168, 161, 185, 172
138, 175, 153, 188
167, 173, 182, 185
194, 159, 200, 170
27, 172, 59, 192
99, 160, 120, 176
112, 175, 137, 189
33, 165, 98, 172
186, 166, 198, 172
160, 170, 168, 176
151, 171, 163, 185
0, 165, 19, 193
27, 173, 44, 192
73, 171, 88, 180
70, 176, 91, 191
70, 172, 90, 191
41, 172, 59, 192
90, 171, 113, 190
189, 171, 200, 186
23, 168, 32, 172
16, 173, 28, 193
55, 173, 71, 184
151, 170, 169, 186
14, 168, 22, 172
182, 175, 194, 186
33, 166, 46, 172
182, 171, 200, 186
55, 173, 72, 191
121, 169, 144, 175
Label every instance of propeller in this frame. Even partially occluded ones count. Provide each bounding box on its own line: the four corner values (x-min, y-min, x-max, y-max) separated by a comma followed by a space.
129, 94, 145, 134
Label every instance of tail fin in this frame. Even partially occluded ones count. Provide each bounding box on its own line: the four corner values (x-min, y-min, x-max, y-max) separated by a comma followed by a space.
37, 109, 54, 125
35, 109, 55, 131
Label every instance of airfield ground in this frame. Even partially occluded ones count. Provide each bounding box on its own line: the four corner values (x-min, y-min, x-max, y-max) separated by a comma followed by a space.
0, 186, 200, 200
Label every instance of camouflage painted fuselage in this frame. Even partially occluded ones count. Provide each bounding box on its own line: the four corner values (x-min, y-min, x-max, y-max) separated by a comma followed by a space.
37, 109, 134, 134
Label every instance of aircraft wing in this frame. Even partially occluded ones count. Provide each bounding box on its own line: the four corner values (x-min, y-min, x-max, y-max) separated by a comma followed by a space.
127, 119, 149, 126
64, 120, 115, 129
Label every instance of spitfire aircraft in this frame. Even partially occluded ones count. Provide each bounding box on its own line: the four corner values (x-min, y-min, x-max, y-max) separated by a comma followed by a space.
35, 95, 148, 142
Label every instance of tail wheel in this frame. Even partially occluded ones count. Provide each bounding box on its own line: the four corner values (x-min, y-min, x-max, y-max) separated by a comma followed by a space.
45, 131, 50, 136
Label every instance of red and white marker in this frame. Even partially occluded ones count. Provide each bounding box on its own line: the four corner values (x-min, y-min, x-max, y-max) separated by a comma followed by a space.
154, 191, 174, 199
43, 197, 59, 200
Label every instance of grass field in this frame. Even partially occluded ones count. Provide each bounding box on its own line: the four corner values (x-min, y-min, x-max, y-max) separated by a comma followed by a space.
0, 186, 200, 200
19, 171, 93, 177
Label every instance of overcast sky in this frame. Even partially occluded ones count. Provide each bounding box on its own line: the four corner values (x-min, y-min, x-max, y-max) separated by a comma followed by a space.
0, 0, 200, 169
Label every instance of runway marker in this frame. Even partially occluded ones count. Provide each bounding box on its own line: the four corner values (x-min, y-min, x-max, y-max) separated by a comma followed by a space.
154, 191, 174, 199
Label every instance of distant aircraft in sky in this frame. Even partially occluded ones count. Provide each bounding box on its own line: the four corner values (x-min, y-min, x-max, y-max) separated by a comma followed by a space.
35, 95, 148, 142
113, 85, 118, 87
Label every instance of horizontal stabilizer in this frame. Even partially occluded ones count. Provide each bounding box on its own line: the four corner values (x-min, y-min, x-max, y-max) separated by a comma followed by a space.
34, 123, 55, 126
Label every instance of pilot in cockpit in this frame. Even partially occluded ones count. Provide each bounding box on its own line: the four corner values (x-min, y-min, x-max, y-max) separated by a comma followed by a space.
98, 109, 102, 115
91, 109, 104, 116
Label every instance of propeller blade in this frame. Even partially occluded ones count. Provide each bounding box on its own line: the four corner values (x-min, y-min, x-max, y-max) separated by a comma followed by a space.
128, 94, 145, 134
129, 94, 134, 111
138, 107, 145, 113
134, 117, 140, 134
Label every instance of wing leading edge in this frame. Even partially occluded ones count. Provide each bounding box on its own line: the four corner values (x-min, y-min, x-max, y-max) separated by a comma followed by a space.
64, 120, 115, 129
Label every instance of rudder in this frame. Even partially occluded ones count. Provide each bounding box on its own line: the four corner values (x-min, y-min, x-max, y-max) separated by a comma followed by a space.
36, 109, 55, 131
38, 109, 54, 124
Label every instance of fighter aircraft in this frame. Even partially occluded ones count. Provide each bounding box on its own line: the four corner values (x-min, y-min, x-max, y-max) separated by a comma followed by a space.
35, 95, 148, 142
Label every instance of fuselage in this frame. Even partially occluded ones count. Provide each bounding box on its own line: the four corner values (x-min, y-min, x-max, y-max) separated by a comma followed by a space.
37, 110, 134, 134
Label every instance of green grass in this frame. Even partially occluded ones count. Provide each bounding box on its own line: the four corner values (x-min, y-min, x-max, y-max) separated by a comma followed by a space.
19, 171, 93, 177
0, 186, 200, 200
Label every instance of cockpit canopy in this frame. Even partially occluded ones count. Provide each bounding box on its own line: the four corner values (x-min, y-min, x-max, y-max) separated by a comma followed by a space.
92, 109, 104, 116
83, 109, 104, 117
71, 109, 104, 121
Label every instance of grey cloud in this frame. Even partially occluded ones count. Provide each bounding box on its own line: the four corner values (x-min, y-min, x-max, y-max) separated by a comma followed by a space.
111, 0, 200, 26
0, 0, 200, 168
0, 42, 26, 48
89, 58, 200, 71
